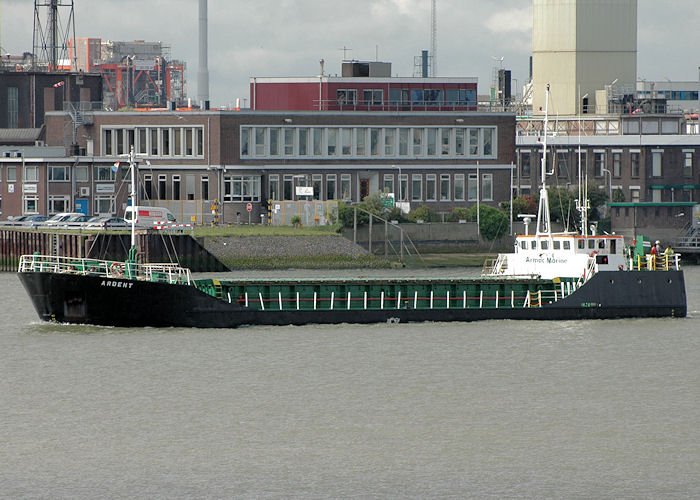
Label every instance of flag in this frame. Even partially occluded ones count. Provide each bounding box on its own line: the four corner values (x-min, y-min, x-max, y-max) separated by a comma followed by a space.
52, 81, 65, 88
111, 161, 120, 172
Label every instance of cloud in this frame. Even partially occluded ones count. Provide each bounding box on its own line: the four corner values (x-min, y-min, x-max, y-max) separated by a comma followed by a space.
484, 6, 531, 34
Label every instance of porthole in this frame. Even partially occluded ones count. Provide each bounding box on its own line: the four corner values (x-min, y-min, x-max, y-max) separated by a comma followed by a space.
668, 279, 673, 284
637, 279, 643, 284
609, 279, 615, 284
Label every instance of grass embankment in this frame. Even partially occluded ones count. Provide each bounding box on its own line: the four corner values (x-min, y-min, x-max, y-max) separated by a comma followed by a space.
219, 255, 390, 270
192, 224, 343, 237
403, 253, 493, 268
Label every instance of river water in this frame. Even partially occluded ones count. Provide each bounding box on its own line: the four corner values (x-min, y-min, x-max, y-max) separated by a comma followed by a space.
2, 266, 699, 499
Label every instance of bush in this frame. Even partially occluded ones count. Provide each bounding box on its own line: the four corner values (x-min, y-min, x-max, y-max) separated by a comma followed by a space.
446, 206, 472, 222
407, 205, 438, 223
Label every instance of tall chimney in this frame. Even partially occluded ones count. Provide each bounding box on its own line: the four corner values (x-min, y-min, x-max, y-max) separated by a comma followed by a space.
197, 0, 210, 108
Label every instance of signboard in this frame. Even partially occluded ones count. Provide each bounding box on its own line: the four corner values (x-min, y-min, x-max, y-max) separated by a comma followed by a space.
96, 183, 115, 194
383, 193, 395, 208
296, 186, 313, 197
75, 199, 89, 215
22, 184, 38, 194
246, 202, 253, 212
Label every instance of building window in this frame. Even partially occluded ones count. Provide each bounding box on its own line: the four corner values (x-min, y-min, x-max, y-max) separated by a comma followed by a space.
270, 128, 280, 156
48, 195, 70, 214
185, 128, 194, 155
162, 129, 171, 156
356, 128, 366, 156
556, 151, 569, 179
283, 175, 293, 200
683, 151, 693, 177
116, 129, 125, 155
326, 174, 337, 200
594, 152, 606, 177
440, 174, 450, 201
467, 173, 478, 201
520, 151, 531, 178
652, 151, 663, 177
630, 188, 640, 203
24, 165, 39, 182
172, 175, 181, 200
455, 129, 465, 155
74, 165, 88, 183
284, 129, 295, 156
201, 175, 209, 200
7, 166, 17, 182
268, 175, 279, 201
426, 174, 437, 201
340, 174, 352, 200
411, 174, 422, 202
337, 89, 357, 106
142, 174, 153, 200
399, 174, 408, 202
454, 174, 465, 201
197, 128, 204, 157
255, 128, 266, 156
341, 128, 352, 156
150, 129, 159, 156
158, 174, 167, 199
441, 129, 451, 155
223, 175, 261, 202
95, 195, 115, 215
383, 174, 394, 196
363, 89, 383, 106
49, 165, 70, 182
7, 87, 19, 128
312, 128, 323, 156
240, 127, 250, 156
612, 152, 622, 177
413, 129, 423, 156
312, 174, 322, 201
631, 151, 640, 178
468, 129, 479, 156
399, 129, 409, 156
137, 128, 147, 154
483, 129, 494, 157
427, 129, 437, 156
298, 128, 309, 156
384, 129, 395, 156
652, 189, 661, 203
23, 195, 39, 214
482, 174, 493, 201
173, 128, 182, 156
370, 129, 380, 156
327, 129, 338, 156
104, 129, 113, 155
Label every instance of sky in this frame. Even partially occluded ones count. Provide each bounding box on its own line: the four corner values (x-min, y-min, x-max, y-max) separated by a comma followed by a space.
1, 0, 699, 108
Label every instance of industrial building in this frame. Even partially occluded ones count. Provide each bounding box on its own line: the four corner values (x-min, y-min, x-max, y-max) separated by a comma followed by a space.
0, 108, 516, 224
70, 38, 187, 109
532, 0, 638, 116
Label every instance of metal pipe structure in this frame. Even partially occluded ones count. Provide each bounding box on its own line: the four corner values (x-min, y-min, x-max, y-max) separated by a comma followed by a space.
197, 0, 210, 107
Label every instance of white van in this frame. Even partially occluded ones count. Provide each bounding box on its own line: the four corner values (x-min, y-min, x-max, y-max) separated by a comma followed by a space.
124, 206, 177, 228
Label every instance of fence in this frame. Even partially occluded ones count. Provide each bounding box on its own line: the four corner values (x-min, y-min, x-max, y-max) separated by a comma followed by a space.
269, 200, 338, 226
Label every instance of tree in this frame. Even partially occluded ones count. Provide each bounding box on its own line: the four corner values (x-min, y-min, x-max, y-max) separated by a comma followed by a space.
470, 205, 509, 241
612, 187, 626, 202
446, 206, 472, 222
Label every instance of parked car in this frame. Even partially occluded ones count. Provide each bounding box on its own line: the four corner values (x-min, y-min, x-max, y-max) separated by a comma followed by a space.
23, 215, 49, 227
124, 206, 177, 228
84, 216, 130, 230
42, 212, 85, 227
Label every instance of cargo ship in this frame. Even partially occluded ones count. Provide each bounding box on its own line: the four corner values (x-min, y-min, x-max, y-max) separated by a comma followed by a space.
17, 87, 687, 328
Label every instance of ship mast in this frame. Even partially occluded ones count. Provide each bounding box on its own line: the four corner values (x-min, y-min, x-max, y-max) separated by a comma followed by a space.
535, 84, 552, 237
127, 146, 138, 263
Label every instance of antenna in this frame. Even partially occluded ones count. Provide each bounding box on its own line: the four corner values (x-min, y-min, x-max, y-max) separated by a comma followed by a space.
430, 0, 437, 76
338, 46, 352, 61
32, 0, 76, 71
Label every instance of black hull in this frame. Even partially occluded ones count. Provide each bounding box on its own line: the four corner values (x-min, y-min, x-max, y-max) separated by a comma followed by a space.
18, 270, 687, 328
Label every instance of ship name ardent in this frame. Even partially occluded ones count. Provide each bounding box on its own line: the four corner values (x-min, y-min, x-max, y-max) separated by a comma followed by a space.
100, 280, 134, 289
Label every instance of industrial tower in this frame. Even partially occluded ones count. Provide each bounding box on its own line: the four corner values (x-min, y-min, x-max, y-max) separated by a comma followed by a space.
32, 0, 76, 71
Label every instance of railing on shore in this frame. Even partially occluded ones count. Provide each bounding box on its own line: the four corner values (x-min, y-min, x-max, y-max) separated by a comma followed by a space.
18, 254, 192, 285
